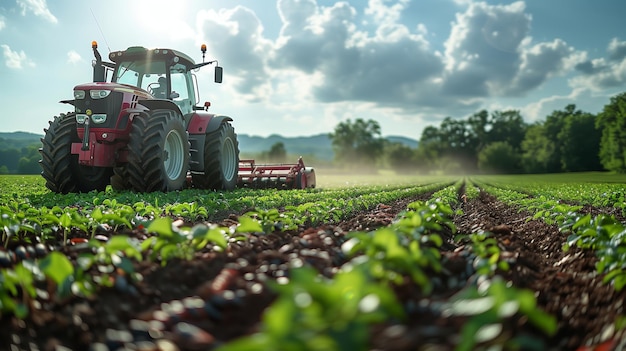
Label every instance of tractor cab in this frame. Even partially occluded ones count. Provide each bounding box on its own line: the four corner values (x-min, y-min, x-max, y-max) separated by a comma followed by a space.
92, 42, 222, 115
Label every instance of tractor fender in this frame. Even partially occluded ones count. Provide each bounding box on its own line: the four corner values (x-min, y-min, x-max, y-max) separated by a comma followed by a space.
138, 99, 184, 117
186, 113, 234, 173
186, 113, 233, 135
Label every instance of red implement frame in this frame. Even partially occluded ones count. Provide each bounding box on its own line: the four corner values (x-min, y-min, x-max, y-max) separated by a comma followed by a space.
238, 156, 309, 189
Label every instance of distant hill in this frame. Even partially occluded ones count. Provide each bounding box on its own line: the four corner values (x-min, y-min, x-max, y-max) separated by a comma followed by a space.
0, 131, 419, 162
238, 134, 334, 160
0, 132, 42, 149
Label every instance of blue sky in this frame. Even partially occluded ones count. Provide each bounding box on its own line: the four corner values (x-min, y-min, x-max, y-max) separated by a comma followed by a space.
1, 0, 625, 140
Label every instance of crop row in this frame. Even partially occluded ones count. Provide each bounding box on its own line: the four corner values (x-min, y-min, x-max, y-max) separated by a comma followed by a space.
473, 175, 626, 215
0, 180, 452, 248
472, 179, 626, 292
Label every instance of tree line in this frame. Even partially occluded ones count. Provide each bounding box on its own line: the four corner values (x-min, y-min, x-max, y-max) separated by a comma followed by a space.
329, 92, 626, 174
0, 145, 41, 175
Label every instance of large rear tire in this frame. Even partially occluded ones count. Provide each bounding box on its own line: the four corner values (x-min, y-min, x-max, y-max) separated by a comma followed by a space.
126, 110, 189, 192
39, 113, 112, 193
110, 166, 129, 191
192, 122, 239, 190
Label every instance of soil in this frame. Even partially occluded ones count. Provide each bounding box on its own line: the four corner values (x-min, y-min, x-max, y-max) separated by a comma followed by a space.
2, 186, 626, 351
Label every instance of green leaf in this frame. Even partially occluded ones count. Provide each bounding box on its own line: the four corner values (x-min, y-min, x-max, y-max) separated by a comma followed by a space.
91, 208, 103, 222
147, 217, 174, 237
59, 212, 72, 228
39, 252, 74, 286
236, 216, 264, 233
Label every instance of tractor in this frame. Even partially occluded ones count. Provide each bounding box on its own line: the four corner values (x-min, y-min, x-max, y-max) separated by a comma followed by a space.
39, 42, 315, 193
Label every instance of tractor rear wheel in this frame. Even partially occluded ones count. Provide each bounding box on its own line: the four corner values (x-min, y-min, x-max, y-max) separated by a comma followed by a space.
192, 122, 239, 190
126, 110, 189, 192
110, 166, 129, 191
39, 113, 112, 193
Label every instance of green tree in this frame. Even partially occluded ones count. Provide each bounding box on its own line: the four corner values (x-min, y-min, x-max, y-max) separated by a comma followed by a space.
487, 110, 527, 150
0, 148, 20, 172
542, 105, 571, 172
385, 142, 417, 174
559, 110, 602, 172
521, 124, 553, 173
477, 142, 521, 173
16, 145, 42, 174
0, 165, 9, 174
263, 142, 287, 163
329, 119, 384, 168
17, 156, 41, 174
596, 92, 626, 173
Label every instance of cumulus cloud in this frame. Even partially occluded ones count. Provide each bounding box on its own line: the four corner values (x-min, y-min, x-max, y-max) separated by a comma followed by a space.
508, 39, 583, 94
17, 0, 57, 23
67, 50, 82, 64
196, 6, 273, 101
1, 44, 35, 69
440, 1, 584, 99
0, 15, 6, 31
442, 1, 530, 96
192, 0, 605, 126
571, 38, 626, 90
273, 0, 446, 109
365, 0, 410, 25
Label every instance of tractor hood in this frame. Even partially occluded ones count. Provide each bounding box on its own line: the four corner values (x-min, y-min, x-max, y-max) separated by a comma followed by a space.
61, 82, 152, 106
73, 82, 152, 98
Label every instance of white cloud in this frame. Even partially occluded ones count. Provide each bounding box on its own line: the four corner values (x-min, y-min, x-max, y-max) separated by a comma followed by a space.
571, 38, 626, 90
0, 15, 6, 31
520, 88, 610, 123
192, 0, 615, 131
442, 1, 530, 96
17, 0, 57, 24
273, 0, 447, 109
508, 39, 583, 94
196, 6, 273, 101
1, 44, 35, 69
67, 50, 82, 64
365, 0, 410, 25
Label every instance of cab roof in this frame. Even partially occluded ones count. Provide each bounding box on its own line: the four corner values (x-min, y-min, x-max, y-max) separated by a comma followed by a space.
108, 46, 197, 69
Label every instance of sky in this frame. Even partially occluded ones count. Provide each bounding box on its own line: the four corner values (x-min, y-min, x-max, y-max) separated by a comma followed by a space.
0, 0, 625, 140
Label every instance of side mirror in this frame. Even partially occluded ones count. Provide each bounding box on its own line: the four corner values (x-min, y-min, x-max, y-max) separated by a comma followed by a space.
214, 66, 223, 83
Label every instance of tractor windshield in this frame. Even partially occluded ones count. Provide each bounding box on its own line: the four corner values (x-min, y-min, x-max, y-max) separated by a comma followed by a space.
114, 60, 167, 90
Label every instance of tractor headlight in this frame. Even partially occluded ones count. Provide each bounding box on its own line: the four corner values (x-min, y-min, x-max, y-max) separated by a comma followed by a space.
91, 114, 107, 124
74, 90, 85, 99
76, 114, 88, 124
90, 90, 111, 99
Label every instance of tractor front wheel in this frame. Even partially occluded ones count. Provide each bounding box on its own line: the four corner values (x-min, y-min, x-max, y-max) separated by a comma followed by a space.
192, 122, 239, 190
39, 113, 112, 193
126, 110, 189, 192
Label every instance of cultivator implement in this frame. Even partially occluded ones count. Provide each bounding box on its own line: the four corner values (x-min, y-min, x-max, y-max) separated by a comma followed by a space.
237, 157, 316, 189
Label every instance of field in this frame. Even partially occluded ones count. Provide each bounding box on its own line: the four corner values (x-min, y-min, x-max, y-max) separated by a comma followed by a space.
1, 172, 625, 350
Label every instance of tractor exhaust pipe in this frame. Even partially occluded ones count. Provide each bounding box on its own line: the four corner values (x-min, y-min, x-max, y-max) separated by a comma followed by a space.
92, 41, 105, 83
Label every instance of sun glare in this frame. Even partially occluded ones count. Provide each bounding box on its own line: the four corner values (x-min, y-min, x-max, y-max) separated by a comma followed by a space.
132, 0, 186, 33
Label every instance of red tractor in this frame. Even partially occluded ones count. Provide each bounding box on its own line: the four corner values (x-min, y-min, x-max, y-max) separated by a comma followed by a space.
40, 42, 315, 193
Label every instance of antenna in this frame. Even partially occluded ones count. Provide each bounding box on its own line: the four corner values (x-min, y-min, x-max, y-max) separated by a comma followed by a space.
90, 8, 111, 52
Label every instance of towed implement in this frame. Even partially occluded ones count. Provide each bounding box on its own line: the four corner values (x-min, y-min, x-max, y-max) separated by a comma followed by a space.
238, 157, 315, 189
39, 42, 315, 193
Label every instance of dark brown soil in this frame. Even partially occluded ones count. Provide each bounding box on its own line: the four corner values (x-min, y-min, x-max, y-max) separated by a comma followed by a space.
2, 188, 626, 351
